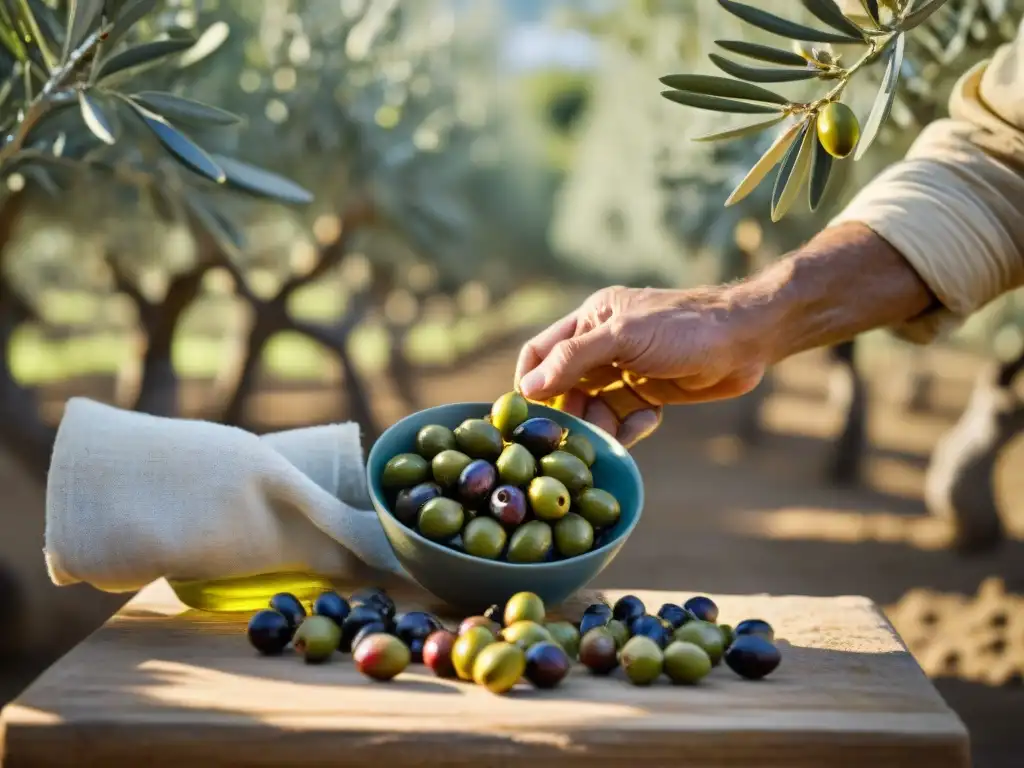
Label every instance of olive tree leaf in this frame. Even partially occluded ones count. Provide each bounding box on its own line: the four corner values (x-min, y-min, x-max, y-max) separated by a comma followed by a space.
130, 91, 241, 127
725, 119, 803, 206
103, 0, 158, 50
717, 0, 864, 45
693, 114, 787, 142
63, 0, 105, 62
771, 117, 816, 222
124, 99, 225, 183
207, 153, 314, 205
96, 37, 194, 81
855, 33, 904, 160
899, 0, 951, 31
661, 90, 782, 114
78, 89, 118, 145
860, 0, 881, 25
177, 21, 230, 69
714, 40, 809, 67
15, 0, 57, 70
809, 133, 834, 211
799, 0, 867, 39
659, 74, 789, 104
709, 54, 820, 83
20, 163, 62, 197
183, 192, 248, 254
25, 0, 65, 54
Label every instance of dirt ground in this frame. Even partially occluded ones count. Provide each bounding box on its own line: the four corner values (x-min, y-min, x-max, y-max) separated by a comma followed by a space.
2, 342, 1023, 766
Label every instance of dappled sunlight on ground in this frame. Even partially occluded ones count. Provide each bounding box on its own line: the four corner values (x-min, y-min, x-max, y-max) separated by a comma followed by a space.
722, 507, 955, 551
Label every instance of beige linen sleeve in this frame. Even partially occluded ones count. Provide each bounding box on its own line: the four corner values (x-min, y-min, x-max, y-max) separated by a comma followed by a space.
828, 18, 1024, 345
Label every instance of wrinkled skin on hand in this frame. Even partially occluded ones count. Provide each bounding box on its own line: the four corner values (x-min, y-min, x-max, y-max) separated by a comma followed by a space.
514, 286, 768, 449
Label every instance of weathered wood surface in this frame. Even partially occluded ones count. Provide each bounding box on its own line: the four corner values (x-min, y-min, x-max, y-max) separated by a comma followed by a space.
0, 579, 971, 767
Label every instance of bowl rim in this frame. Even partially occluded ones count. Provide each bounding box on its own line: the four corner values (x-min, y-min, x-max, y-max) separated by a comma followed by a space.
366, 400, 645, 571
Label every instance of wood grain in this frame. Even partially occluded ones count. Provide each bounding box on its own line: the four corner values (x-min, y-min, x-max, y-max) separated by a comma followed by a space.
0, 580, 971, 768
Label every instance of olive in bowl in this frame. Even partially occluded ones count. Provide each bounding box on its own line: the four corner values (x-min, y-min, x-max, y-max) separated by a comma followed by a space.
366, 400, 644, 614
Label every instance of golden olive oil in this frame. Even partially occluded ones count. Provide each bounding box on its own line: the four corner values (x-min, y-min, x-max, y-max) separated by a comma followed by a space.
168, 571, 336, 613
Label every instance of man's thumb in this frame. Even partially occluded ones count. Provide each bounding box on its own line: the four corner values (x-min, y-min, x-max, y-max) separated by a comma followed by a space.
519, 325, 618, 401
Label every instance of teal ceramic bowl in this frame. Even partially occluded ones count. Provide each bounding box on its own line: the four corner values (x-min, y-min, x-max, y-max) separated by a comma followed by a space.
366, 401, 644, 614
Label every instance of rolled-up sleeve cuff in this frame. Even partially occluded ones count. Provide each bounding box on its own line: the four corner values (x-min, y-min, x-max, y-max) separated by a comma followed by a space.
828, 120, 1024, 345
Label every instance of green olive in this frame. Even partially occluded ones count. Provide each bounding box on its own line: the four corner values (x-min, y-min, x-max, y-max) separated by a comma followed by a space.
506, 520, 554, 563
495, 443, 536, 488
605, 618, 630, 649
673, 620, 726, 666
501, 620, 553, 651
431, 449, 473, 488
472, 642, 526, 694
490, 391, 530, 439
382, 453, 430, 490
544, 621, 581, 659
415, 425, 457, 460
560, 433, 596, 467
527, 476, 571, 522
554, 513, 594, 558
576, 488, 621, 529
817, 101, 861, 159
453, 419, 504, 461
292, 615, 340, 664
504, 592, 546, 625
663, 640, 712, 685
462, 516, 507, 560
417, 497, 465, 541
452, 626, 496, 681
539, 451, 593, 494
620, 635, 664, 686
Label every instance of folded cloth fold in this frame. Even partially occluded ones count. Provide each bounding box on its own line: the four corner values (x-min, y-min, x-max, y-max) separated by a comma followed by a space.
44, 398, 407, 594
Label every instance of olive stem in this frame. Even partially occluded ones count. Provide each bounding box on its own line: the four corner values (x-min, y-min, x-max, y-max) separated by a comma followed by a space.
792, 31, 897, 118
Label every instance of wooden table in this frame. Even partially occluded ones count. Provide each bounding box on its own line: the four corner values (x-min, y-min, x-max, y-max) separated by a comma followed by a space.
0, 579, 971, 767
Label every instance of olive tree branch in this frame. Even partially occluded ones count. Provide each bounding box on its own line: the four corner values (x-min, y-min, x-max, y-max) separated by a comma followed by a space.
0, 25, 110, 167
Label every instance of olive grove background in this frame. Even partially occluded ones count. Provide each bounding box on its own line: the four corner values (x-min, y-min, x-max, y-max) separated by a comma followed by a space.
2, 2, 1024, 766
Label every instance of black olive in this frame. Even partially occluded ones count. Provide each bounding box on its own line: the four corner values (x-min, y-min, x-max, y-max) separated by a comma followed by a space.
684, 595, 719, 623
247, 610, 293, 655
269, 592, 306, 630
725, 635, 781, 680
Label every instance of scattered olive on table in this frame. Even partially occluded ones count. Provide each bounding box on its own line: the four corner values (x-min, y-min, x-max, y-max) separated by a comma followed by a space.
246, 591, 783, 690
380, 392, 623, 564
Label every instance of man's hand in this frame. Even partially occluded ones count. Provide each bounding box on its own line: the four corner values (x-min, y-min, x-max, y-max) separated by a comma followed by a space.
514, 223, 936, 448
514, 285, 770, 448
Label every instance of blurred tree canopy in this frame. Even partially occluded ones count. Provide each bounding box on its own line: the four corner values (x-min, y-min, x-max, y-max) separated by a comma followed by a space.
0, 0, 588, 478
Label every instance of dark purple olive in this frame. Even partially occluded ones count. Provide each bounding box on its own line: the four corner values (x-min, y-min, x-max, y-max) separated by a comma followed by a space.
511, 417, 565, 458
340, 604, 387, 652
725, 634, 781, 680
524, 641, 571, 689
350, 587, 396, 620
612, 595, 646, 625
579, 628, 618, 675
579, 608, 611, 637
269, 592, 306, 630
352, 620, 390, 652
734, 618, 774, 643
657, 603, 693, 629
630, 614, 670, 648
684, 596, 719, 624
490, 485, 528, 527
247, 610, 293, 655
408, 637, 427, 663
457, 459, 498, 510
394, 482, 443, 527
396, 611, 443, 649
313, 591, 351, 628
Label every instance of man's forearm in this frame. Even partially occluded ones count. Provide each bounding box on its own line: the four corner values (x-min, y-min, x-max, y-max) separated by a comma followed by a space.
731, 222, 937, 364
